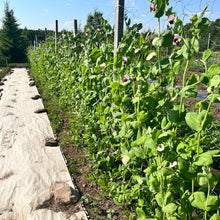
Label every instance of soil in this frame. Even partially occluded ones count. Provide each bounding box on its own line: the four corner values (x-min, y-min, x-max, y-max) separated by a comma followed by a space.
59, 122, 130, 220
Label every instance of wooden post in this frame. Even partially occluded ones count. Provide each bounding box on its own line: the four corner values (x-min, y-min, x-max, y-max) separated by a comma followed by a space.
207, 33, 211, 49
114, 0, 125, 56
55, 20, 58, 53
34, 40, 36, 50
45, 28, 47, 42
35, 35, 38, 47
73, 19, 78, 37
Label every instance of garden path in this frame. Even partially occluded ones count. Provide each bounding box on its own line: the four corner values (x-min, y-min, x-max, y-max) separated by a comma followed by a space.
0, 68, 87, 220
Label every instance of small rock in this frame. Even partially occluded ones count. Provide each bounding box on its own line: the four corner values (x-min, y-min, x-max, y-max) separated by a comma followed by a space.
50, 182, 79, 204
0, 82, 4, 86
34, 108, 48, 114
31, 94, 41, 100
2, 78, 7, 82
45, 137, 58, 146
0, 88, 3, 92
29, 81, 35, 87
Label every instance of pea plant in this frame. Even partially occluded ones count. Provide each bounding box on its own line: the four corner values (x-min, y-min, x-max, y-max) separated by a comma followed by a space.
28, 0, 220, 219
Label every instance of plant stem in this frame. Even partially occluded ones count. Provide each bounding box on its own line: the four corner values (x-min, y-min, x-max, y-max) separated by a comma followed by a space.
179, 59, 190, 115
157, 18, 161, 70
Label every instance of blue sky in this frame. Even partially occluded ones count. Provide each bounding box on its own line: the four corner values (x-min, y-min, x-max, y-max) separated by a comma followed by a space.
0, 0, 219, 32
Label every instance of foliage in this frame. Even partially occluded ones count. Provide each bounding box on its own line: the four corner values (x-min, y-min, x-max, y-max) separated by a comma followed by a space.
0, 66, 10, 80
28, 2, 220, 219
0, 1, 28, 64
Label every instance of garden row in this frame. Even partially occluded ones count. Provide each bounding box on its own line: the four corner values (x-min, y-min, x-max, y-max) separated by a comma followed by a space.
28, 2, 220, 219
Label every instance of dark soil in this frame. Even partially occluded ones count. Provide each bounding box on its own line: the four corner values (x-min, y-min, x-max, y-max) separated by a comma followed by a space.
60, 124, 130, 220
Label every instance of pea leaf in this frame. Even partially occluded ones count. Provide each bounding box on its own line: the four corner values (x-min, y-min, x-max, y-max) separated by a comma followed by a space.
189, 191, 206, 210
162, 203, 177, 214
202, 49, 211, 61
185, 112, 202, 132
179, 85, 198, 98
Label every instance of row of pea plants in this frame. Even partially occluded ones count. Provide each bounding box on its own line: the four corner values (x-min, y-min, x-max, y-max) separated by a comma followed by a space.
28, 1, 220, 219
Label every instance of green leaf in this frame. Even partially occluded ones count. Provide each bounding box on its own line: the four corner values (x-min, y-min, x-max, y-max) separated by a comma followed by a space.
155, 192, 163, 207
100, 116, 105, 124
187, 74, 199, 85
206, 195, 219, 211
207, 64, 220, 77
162, 203, 177, 214
152, 37, 162, 47
195, 100, 209, 110
210, 214, 220, 220
193, 151, 213, 166
136, 207, 146, 220
121, 113, 128, 123
173, 61, 182, 74
146, 52, 157, 61
189, 191, 206, 210
140, 34, 145, 44
122, 154, 130, 165
202, 49, 211, 61
210, 75, 220, 88
179, 85, 198, 98
185, 112, 202, 131
161, 30, 173, 47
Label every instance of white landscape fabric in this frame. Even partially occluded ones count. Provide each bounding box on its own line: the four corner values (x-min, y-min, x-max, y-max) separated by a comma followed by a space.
0, 68, 87, 220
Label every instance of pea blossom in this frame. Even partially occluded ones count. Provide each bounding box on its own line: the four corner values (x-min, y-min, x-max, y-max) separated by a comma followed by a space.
81, 44, 84, 48
97, 28, 100, 33
156, 144, 165, 152
123, 56, 127, 64
173, 34, 180, 46
135, 48, 141, 54
168, 15, 174, 24
85, 33, 88, 38
123, 74, 130, 82
169, 161, 178, 168
150, 5, 156, 12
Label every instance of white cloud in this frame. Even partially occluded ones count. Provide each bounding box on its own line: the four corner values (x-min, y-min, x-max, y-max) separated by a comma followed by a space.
43, 9, 48, 13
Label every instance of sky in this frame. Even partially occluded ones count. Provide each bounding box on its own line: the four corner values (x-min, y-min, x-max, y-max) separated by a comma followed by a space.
0, 0, 219, 32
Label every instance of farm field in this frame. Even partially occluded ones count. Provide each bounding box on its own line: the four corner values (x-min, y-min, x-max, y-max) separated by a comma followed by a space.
28, 12, 220, 218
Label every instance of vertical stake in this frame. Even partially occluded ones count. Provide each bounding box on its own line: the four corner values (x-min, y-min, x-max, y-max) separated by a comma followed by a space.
207, 33, 211, 49
114, 0, 125, 57
73, 19, 78, 37
45, 28, 47, 42
55, 20, 58, 53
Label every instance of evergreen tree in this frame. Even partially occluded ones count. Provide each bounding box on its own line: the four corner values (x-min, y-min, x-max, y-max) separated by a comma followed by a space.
84, 10, 104, 33
0, 1, 28, 64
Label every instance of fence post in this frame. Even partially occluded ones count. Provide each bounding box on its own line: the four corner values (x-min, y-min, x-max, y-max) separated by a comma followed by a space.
73, 19, 78, 37
114, 0, 125, 57
207, 33, 211, 49
55, 20, 58, 53
45, 28, 47, 42
35, 35, 38, 47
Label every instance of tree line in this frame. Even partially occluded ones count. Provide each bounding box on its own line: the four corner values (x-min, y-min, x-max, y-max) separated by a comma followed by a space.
0, 2, 219, 65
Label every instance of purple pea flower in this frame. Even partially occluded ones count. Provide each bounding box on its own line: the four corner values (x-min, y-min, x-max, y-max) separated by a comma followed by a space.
97, 28, 100, 33
81, 44, 84, 48
150, 5, 156, 12
173, 34, 180, 46
168, 15, 174, 24
123, 56, 127, 64
135, 48, 141, 54
123, 74, 130, 82
85, 33, 88, 38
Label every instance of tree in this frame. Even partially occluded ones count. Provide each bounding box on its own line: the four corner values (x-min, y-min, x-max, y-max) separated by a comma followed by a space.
0, 1, 28, 64
84, 10, 104, 33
